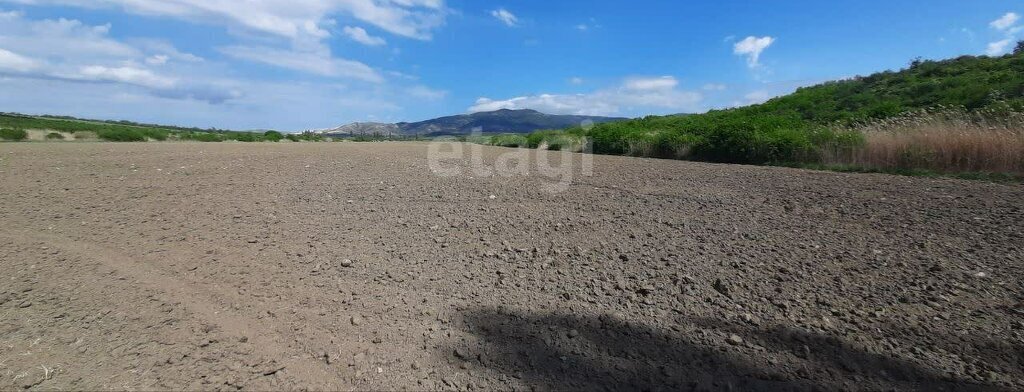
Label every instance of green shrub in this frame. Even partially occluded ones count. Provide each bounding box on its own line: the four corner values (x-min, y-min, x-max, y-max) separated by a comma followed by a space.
226, 132, 257, 142
46, 132, 65, 140
181, 132, 224, 142
138, 129, 169, 141
489, 134, 529, 147
0, 128, 28, 141
97, 128, 147, 142
298, 132, 323, 142
264, 130, 284, 142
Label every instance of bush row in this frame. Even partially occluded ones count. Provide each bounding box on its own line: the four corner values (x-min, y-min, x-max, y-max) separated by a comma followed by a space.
0, 128, 28, 141
491, 113, 864, 165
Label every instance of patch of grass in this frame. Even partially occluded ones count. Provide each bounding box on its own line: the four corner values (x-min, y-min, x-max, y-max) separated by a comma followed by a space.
0, 128, 28, 141
46, 132, 65, 140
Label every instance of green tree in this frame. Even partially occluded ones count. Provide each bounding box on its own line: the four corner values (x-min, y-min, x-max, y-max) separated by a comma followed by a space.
264, 130, 284, 142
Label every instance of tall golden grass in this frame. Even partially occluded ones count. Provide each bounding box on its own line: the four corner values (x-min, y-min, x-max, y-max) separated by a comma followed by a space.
823, 107, 1024, 176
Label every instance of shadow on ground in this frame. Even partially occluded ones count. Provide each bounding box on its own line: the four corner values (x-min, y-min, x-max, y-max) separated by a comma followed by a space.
444, 307, 1014, 391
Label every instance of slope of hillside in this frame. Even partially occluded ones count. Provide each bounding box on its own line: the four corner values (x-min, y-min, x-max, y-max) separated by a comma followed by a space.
512, 51, 1024, 172
320, 122, 402, 137
747, 52, 1024, 123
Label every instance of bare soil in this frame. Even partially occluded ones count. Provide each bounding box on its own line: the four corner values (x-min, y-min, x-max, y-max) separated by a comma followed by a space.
0, 142, 1022, 391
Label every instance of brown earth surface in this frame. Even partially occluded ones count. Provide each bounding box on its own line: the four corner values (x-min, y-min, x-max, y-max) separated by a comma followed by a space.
0, 142, 1022, 391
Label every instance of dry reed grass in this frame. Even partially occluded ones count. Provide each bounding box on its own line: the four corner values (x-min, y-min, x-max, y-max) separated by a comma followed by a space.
824, 108, 1024, 176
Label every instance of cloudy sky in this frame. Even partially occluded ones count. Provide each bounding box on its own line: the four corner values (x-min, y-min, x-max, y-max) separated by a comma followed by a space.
0, 1, 1021, 130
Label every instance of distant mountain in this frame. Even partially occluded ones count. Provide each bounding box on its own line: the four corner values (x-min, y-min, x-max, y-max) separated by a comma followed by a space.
319, 122, 401, 136
319, 109, 628, 137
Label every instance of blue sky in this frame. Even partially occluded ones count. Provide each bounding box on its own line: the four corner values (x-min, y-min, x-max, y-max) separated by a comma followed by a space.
0, 0, 1021, 130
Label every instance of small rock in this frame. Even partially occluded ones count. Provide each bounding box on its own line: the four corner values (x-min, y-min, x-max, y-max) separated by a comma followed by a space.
350, 315, 363, 326
741, 313, 756, 324
636, 285, 655, 296
340, 259, 353, 268
568, 329, 580, 338
713, 279, 731, 298
18, 301, 32, 308
727, 334, 743, 345
796, 344, 810, 359
453, 347, 470, 360
411, 361, 421, 370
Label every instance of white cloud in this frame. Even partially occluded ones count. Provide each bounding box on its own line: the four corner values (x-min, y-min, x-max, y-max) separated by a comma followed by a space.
733, 36, 775, 68
0, 6, 450, 127
702, 83, 727, 91
0, 11, 243, 103
0, 17, 138, 60
407, 85, 446, 100
6, 1, 448, 77
490, 8, 518, 27
623, 76, 678, 91
469, 76, 703, 116
573, 18, 599, 32
0, 12, 184, 87
74, 65, 177, 88
0, 48, 41, 72
990, 12, 1020, 31
740, 90, 773, 105
3, 0, 447, 78
132, 39, 204, 62
145, 54, 169, 65
986, 38, 1013, 56
6, 0, 448, 41
220, 45, 383, 82
343, 26, 387, 46
569, 77, 584, 85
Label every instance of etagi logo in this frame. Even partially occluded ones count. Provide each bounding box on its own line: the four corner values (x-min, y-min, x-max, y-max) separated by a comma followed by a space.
427, 122, 595, 193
